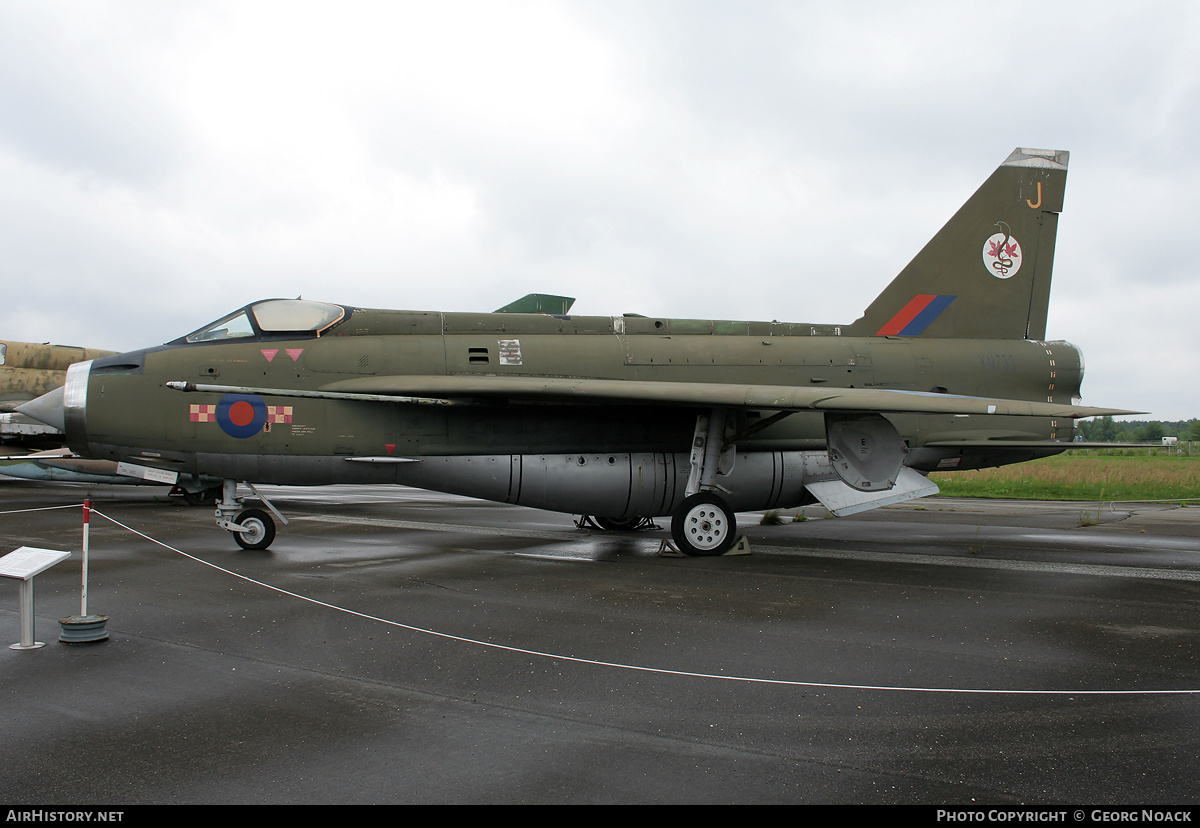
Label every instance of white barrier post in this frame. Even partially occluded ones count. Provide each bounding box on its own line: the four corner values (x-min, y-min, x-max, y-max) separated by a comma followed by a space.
59, 499, 108, 644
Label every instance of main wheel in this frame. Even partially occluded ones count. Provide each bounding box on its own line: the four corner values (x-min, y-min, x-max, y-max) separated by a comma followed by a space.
671, 493, 737, 556
182, 486, 221, 506
594, 516, 644, 531
232, 508, 275, 550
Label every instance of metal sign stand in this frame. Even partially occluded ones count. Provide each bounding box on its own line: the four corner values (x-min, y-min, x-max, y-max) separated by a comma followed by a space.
1, 546, 71, 650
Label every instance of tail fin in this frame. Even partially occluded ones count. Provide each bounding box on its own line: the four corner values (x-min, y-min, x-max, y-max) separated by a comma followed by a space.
845, 148, 1069, 340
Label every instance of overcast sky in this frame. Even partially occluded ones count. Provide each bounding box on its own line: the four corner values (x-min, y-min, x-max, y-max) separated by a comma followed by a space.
1, 1, 1196, 419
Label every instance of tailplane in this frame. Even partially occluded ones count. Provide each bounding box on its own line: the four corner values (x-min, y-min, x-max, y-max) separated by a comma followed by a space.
845, 148, 1069, 340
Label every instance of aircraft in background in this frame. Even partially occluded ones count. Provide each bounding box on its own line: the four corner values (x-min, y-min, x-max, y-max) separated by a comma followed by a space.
0, 340, 225, 496
18, 148, 1138, 554
1, 339, 117, 437
1, 340, 115, 410
494, 294, 575, 315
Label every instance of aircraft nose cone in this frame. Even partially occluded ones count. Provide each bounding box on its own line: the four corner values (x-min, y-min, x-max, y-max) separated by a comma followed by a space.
16, 386, 66, 432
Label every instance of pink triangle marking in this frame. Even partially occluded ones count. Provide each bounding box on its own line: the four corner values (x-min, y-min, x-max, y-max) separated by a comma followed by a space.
261, 349, 278, 362
287, 349, 304, 361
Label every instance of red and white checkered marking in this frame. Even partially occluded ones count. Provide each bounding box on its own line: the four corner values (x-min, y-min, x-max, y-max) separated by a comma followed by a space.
189, 404, 216, 422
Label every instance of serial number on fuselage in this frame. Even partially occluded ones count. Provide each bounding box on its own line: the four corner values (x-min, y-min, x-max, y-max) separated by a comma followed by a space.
978, 353, 1017, 372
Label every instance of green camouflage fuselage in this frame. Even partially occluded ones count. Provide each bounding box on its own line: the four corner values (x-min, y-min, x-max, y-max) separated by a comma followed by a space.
69, 309, 1081, 497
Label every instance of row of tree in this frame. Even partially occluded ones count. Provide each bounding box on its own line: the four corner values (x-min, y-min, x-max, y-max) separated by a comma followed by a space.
1076, 417, 1200, 443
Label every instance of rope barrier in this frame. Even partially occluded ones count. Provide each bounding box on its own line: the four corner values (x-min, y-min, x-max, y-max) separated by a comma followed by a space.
77, 506, 1200, 697
0, 503, 86, 515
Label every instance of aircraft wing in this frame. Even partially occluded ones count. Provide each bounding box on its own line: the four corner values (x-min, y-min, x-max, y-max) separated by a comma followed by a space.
290, 375, 1138, 419
925, 440, 1163, 448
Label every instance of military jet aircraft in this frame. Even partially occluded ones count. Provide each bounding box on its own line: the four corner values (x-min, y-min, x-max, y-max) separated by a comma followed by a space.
1, 339, 116, 417
0, 338, 226, 493
17, 148, 1137, 554
2, 339, 117, 447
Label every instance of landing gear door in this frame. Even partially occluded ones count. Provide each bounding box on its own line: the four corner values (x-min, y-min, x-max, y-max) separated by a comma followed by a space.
825, 413, 906, 492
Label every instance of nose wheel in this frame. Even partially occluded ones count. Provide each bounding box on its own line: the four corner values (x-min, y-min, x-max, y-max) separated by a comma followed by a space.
214, 480, 286, 550
231, 508, 276, 550
671, 493, 737, 556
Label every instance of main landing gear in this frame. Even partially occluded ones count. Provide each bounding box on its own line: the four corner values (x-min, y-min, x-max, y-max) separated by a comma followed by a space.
593, 516, 644, 531
579, 515, 655, 531
214, 480, 287, 550
669, 408, 741, 557
179, 485, 221, 506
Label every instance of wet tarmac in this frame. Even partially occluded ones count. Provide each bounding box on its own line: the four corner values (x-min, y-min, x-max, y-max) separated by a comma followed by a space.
1, 479, 1198, 804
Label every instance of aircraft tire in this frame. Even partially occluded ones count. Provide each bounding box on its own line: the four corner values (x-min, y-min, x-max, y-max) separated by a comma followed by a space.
233, 508, 275, 550
671, 493, 736, 557
595, 516, 643, 531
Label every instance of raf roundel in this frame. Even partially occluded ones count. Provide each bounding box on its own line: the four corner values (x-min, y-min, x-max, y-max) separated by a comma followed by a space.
216, 394, 268, 439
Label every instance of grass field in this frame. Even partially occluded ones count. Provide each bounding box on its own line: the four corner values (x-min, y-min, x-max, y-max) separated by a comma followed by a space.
929, 452, 1200, 502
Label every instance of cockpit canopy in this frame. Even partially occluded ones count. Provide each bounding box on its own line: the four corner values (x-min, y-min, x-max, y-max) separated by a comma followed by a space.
183, 299, 346, 343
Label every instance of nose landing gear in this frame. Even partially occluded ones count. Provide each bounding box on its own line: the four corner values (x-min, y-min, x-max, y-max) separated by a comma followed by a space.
214, 480, 287, 550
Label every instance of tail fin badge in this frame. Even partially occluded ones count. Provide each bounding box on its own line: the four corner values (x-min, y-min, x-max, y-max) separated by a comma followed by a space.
984, 222, 1023, 279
